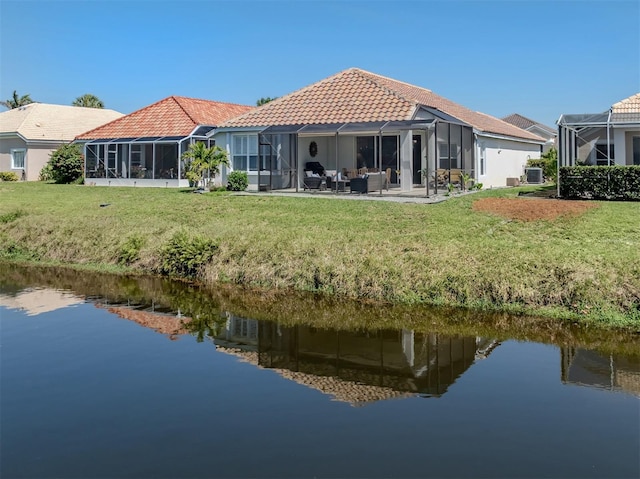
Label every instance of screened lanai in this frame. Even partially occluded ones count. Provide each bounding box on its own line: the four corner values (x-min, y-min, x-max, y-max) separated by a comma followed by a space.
82, 126, 215, 187
255, 118, 474, 195
557, 112, 615, 167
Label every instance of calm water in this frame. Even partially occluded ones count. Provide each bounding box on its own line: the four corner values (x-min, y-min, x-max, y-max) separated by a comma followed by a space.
1, 265, 639, 478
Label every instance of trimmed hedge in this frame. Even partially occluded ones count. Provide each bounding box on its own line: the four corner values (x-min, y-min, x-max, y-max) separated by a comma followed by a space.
559, 166, 640, 201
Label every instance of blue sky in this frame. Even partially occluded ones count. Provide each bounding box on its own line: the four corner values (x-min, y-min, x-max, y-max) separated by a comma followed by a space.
1, 0, 638, 127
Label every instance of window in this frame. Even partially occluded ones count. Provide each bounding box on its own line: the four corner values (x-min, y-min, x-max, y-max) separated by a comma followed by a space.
11, 149, 25, 169
479, 143, 486, 176
232, 134, 258, 171
595, 143, 614, 166
354, 136, 398, 176
438, 143, 458, 169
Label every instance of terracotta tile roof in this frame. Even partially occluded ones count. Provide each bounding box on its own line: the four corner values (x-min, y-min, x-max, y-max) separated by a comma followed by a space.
611, 92, 640, 123
612, 92, 640, 113
222, 68, 544, 142
101, 305, 188, 339
216, 346, 413, 406
76, 96, 253, 140
223, 68, 415, 128
0, 103, 123, 141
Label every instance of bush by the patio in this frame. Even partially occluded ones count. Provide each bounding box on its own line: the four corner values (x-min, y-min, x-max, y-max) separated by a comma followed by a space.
44, 144, 84, 184
227, 171, 248, 191
559, 166, 640, 200
0, 171, 19, 181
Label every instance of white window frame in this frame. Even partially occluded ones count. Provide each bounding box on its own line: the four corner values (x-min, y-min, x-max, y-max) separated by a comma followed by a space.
479, 143, 486, 176
438, 142, 459, 169
232, 134, 258, 172
11, 148, 26, 170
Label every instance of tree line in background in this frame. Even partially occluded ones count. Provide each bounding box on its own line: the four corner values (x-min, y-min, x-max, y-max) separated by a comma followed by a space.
1, 90, 105, 109
4, 91, 278, 110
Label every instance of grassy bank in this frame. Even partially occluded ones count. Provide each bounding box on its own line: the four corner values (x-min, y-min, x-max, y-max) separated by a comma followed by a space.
1, 182, 639, 328
3, 263, 639, 356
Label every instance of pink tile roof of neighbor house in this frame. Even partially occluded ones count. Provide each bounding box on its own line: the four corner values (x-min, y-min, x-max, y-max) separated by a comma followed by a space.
0, 103, 123, 141
612, 93, 640, 113
610, 92, 640, 124
221, 68, 544, 142
76, 96, 254, 140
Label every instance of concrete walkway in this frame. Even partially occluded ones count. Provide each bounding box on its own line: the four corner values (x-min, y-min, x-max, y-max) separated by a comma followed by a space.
234, 188, 480, 204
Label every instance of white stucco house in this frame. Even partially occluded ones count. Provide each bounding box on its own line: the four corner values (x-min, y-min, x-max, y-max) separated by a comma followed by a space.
0, 103, 123, 180
211, 68, 545, 193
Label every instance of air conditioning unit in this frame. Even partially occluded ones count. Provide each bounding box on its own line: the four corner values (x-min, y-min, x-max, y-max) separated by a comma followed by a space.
525, 167, 543, 184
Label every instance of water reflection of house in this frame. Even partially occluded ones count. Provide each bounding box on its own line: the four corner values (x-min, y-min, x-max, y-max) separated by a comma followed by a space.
0, 288, 83, 316
213, 314, 499, 405
561, 347, 640, 397
98, 304, 188, 340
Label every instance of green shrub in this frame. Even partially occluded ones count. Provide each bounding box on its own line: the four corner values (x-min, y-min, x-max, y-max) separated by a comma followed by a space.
0, 171, 19, 181
39, 163, 53, 181
160, 231, 219, 278
559, 166, 640, 200
227, 171, 249, 191
118, 235, 145, 265
45, 143, 84, 184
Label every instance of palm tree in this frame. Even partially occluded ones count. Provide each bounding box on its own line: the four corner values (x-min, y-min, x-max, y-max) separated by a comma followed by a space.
1, 90, 34, 109
72, 94, 104, 108
181, 142, 229, 189
256, 97, 277, 106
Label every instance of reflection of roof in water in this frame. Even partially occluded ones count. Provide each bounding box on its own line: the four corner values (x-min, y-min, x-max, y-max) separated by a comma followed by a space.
0, 288, 84, 316
217, 346, 413, 406
96, 304, 189, 339
617, 370, 640, 397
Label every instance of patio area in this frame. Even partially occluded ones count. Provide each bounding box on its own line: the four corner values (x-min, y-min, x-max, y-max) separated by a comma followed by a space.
233, 184, 480, 204
251, 118, 476, 197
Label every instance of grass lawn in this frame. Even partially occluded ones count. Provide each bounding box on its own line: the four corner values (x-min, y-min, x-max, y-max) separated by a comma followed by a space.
1, 182, 639, 329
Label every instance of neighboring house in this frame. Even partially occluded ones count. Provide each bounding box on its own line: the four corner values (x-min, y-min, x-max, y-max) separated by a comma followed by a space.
75, 96, 253, 187
561, 348, 640, 398
0, 103, 123, 181
0, 288, 84, 316
502, 113, 556, 153
213, 68, 545, 191
557, 92, 640, 167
